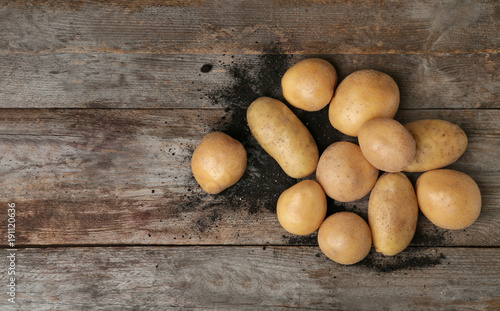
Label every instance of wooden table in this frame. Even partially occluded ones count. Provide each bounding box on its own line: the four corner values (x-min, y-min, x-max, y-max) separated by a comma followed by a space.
1, 1, 499, 310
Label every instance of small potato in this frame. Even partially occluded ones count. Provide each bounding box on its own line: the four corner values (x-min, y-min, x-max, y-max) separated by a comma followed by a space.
316, 141, 379, 202
318, 212, 372, 265
282, 58, 338, 111
276, 180, 327, 236
358, 118, 416, 172
368, 173, 418, 256
247, 97, 319, 178
416, 169, 481, 230
191, 132, 247, 194
329, 69, 400, 137
403, 119, 468, 172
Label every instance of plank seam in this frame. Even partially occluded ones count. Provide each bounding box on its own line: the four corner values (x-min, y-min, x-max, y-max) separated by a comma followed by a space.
1, 244, 498, 249
0, 50, 498, 56
0, 107, 498, 111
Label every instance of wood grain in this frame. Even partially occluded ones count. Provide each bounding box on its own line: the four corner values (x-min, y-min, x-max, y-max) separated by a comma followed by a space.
1, 0, 498, 54
0, 108, 498, 246
0, 246, 498, 310
1, 0, 498, 309
0, 53, 498, 109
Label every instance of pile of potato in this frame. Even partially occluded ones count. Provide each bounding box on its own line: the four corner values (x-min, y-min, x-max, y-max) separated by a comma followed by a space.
191, 58, 481, 265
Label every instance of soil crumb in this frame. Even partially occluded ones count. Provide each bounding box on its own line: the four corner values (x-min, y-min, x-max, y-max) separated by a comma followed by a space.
200, 64, 213, 73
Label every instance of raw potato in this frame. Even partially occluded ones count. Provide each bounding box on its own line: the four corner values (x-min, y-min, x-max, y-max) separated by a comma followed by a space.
368, 173, 418, 256
416, 169, 481, 230
404, 119, 468, 172
191, 132, 247, 194
316, 141, 379, 202
247, 97, 319, 178
358, 118, 416, 172
276, 180, 327, 236
329, 69, 400, 137
281, 58, 338, 112
318, 212, 372, 265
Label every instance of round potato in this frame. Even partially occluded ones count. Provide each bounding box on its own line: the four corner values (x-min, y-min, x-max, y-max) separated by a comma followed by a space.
368, 173, 418, 256
358, 118, 416, 172
247, 97, 319, 178
318, 212, 372, 265
282, 58, 338, 112
329, 69, 400, 137
191, 131, 247, 194
403, 119, 468, 172
276, 180, 327, 235
416, 169, 481, 230
316, 141, 379, 202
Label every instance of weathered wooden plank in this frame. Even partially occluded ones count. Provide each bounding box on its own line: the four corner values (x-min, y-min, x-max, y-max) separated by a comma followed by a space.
0, 0, 498, 54
0, 108, 498, 247
0, 52, 498, 109
0, 246, 498, 310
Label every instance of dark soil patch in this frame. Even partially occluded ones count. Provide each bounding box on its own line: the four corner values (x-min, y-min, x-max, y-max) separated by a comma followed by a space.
283, 234, 318, 245
203, 46, 349, 218
184, 46, 353, 235
359, 247, 446, 273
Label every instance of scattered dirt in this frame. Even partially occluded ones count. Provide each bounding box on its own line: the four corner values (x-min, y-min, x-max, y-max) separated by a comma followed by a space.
194, 209, 222, 233
185, 45, 447, 272
411, 216, 448, 246
184, 45, 301, 232
201, 45, 350, 220
283, 234, 318, 245
358, 248, 446, 273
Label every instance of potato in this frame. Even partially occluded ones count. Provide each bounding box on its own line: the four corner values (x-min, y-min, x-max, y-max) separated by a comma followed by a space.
368, 173, 418, 256
276, 180, 327, 235
191, 132, 247, 194
316, 141, 378, 202
318, 212, 372, 265
358, 118, 416, 172
416, 169, 481, 230
247, 97, 319, 178
329, 69, 400, 137
281, 58, 338, 112
403, 119, 468, 172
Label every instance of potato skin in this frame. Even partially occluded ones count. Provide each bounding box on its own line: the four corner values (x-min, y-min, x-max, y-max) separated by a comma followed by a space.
191, 132, 247, 194
247, 97, 319, 178
416, 169, 481, 230
358, 118, 416, 172
282, 58, 338, 112
276, 180, 327, 235
316, 141, 379, 202
368, 173, 418, 256
329, 69, 400, 137
318, 212, 372, 265
403, 119, 468, 172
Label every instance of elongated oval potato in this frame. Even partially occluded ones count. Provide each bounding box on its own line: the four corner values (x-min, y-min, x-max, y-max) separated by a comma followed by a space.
403, 119, 468, 172
282, 58, 338, 112
368, 172, 418, 256
191, 132, 247, 194
329, 69, 400, 137
316, 141, 379, 202
416, 169, 481, 230
277, 180, 327, 235
247, 97, 319, 178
